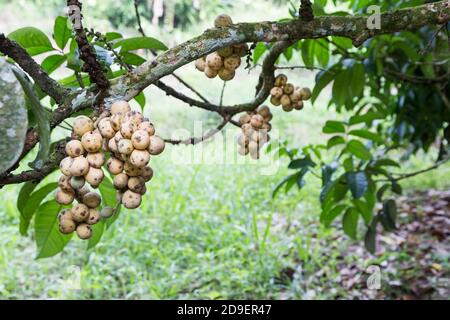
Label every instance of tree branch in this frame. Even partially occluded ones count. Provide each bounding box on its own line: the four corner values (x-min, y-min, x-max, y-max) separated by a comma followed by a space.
0, 34, 69, 104
164, 117, 230, 145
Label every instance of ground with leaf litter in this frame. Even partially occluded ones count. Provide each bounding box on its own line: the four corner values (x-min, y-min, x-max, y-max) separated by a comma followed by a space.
278, 189, 449, 300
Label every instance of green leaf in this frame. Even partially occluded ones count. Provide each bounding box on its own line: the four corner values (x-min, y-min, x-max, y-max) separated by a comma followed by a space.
17, 181, 38, 215
113, 37, 168, 52
41, 54, 67, 75
321, 204, 347, 227
348, 129, 383, 143
349, 63, 365, 97
99, 176, 117, 207
353, 199, 372, 225
134, 92, 146, 111
35, 200, 72, 259
327, 136, 345, 149
8, 27, 54, 56
105, 32, 123, 42
346, 171, 368, 199
374, 158, 400, 168
301, 40, 314, 67
364, 223, 377, 254
253, 42, 267, 64
272, 173, 297, 198
391, 181, 402, 195
121, 52, 146, 66
315, 39, 329, 67
13, 69, 51, 170
343, 207, 359, 239
288, 156, 316, 169
381, 199, 397, 231
87, 220, 105, 249
332, 69, 351, 107
312, 69, 335, 104
20, 182, 58, 235
53, 16, 71, 50
334, 176, 348, 202
376, 183, 391, 202
346, 140, 372, 161
349, 111, 385, 125
323, 120, 346, 134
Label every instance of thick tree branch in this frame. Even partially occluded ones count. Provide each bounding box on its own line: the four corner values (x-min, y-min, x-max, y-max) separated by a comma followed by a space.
0, 35, 69, 104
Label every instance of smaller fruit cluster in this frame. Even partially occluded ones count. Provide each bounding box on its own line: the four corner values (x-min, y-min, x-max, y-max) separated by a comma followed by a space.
270, 74, 312, 112
195, 14, 248, 81
237, 106, 273, 159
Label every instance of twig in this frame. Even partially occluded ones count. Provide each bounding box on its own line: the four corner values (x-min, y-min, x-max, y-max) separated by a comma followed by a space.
172, 73, 210, 103
164, 117, 230, 145
134, 0, 146, 37
219, 81, 227, 107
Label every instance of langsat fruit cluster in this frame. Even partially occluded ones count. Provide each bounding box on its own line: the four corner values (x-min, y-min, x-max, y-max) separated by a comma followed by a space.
194, 14, 248, 81
270, 74, 312, 112
237, 105, 273, 160
55, 100, 165, 240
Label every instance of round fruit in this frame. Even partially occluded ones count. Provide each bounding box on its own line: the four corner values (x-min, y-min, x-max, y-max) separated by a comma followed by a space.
86, 152, 105, 168
110, 113, 123, 131
141, 166, 154, 182
195, 57, 206, 72
238, 146, 249, 156
86, 209, 101, 225
284, 83, 295, 95
85, 166, 104, 188
82, 192, 101, 208
76, 223, 92, 240
100, 207, 115, 218
206, 52, 223, 71
214, 14, 233, 27
76, 185, 90, 198
69, 156, 90, 177
217, 46, 233, 58
123, 111, 144, 126
148, 135, 165, 156
59, 218, 76, 234
124, 162, 142, 177
139, 122, 155, 136
113, 173, 129, 189
237, 133, 249, 147
70, 176, 85, 190
114, 130, 124, 143
71, 203, 89, 222
232, 43, 249, 57
258, 106, 271, 118
128, 176, 146, 194
270, 96, 281, 106
299, 87, 312, 100
130, 149, 151, 168
239, 113, 251, 125
60, 157, 74, 176
274, 74, 288, 87
58, 209, 72, 222
55, 188, 74, 205
108, 138, 119, 153
131, 130, 150, 150
81, 131, 103, 153
122, 190, 142, 209
204, 66, 219, 78
250, 114, 264, 129
242, 123, 254, 136
120, 121, 137, 139
270, 87, 283, 99
58, 175, 74, 194
98, 118, 115, 139
293, 101, 304, 110
111, 100, 131, 115
106, 157, 124, 175
282, 103, 294, 112
73, 116, 94, 137
65, 140, 85, 158
117, 139, 134, 155
218, 67, 235, 81
280, 95, 291, 108
223, 54, 240, 70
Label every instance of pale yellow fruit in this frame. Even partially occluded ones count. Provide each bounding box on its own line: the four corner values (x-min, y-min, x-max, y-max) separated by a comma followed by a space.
110, 113, 123, 131
82, 192, 101, 208
55, 188, 74, 205
122, 190, 142, 209
98, 117, 116, 139
113, 173, 129, 189
261, 122, 272, 132
59, 157, 74, 176
71, 203, 89, 222
282, 103, 294, 112
108, 137, 119, 153
280, 95, 292, 108
223, 54, 240, 70
293, 100, 304, 110
195, 57, 206, 72
86, 209, 101, 225
86, 152, 105, 168
130, 149, 150, 168
204, 66, 219, 78
290, 90, 302, 103
214, 14, 233, 27
70, 176, 85, 190
58, 209, 72, 222
85, 167, 104, 188
218, 67, 235, 81
274, 74, 288, 87
237, 133, 249, 147
101, 138, 109, 152
123, 111, 144, 126
128, 176, 146, 194
58, 175, 74, 194
59, 218, 76, 234
65, 140, 85, 158
76, 223, 92, 240
76, 185, 90, 198
81, 131, 103, 153
270, 87, 283, 99
284, 83, 295, 95
114, 130, 124, 143
131, 130, 150, 150
257, 105, 271, 118
232, 43, 249, 57
241, 123, 254, 136
106, 157, 124, 175
299, 87, 312, 100
124, 162, 142, 177
69, 156, 90, 177
73, 116, 94, 137
217, 46, 233, 58
238, 146, 249, 156
139, 121, 155, 136
148, 135, 165, 155
250, 114, 264, 129
239, 113, 251, 125
111, 100, 131, 115
120, 121, 138, 139
117, 139, 134, 155
206, 52, 223, 71
141, 166, 154, 182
